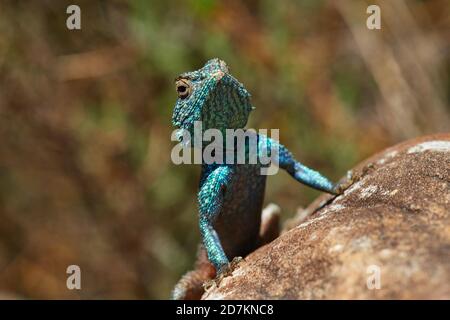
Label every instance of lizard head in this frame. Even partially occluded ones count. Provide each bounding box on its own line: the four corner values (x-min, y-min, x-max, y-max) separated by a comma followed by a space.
172, 58, 253, 140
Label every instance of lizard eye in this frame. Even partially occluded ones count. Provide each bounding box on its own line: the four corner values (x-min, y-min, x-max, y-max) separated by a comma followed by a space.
175, 79, 192, 99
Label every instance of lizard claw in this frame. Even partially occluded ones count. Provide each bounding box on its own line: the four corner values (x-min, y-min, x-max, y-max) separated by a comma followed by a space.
218, 256, 243, 277
204, 257, 244, 291
333, 170, 355, 195
229, 256, 244, 269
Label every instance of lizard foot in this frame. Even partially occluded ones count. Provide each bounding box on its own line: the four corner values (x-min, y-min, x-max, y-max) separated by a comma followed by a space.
203, 257, 244, 291
333, 170, 356, 195
218, 256, 243, 280
334, 162, 377, 195
228, 256, 244, 272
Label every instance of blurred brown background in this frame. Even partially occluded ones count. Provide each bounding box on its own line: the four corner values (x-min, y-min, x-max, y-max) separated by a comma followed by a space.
0, 0, 448, 299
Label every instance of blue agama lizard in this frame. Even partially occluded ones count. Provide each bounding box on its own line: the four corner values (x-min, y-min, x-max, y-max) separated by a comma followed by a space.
171, 59, 342, 299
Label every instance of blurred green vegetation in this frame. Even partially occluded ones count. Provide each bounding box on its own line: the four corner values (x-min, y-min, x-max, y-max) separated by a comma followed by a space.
0, 0, 448, 299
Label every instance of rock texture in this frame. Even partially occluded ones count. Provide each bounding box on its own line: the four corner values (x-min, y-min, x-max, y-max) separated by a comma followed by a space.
202, 134, 450, 299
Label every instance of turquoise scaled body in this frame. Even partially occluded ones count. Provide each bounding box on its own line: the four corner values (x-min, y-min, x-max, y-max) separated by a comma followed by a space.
172, 59, 336, 271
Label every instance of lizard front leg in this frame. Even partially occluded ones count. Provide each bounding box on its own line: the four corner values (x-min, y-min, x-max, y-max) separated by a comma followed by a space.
268, 138, 338, 194
198, 166, 232, 272
199, 217, 229, 271
172, 167, 231, 300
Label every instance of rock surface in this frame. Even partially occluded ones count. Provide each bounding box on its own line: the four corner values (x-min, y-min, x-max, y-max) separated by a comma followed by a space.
202, 134, 450, 299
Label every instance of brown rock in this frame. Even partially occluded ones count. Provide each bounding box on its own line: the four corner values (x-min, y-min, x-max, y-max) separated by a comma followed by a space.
202, 134, 450, 299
